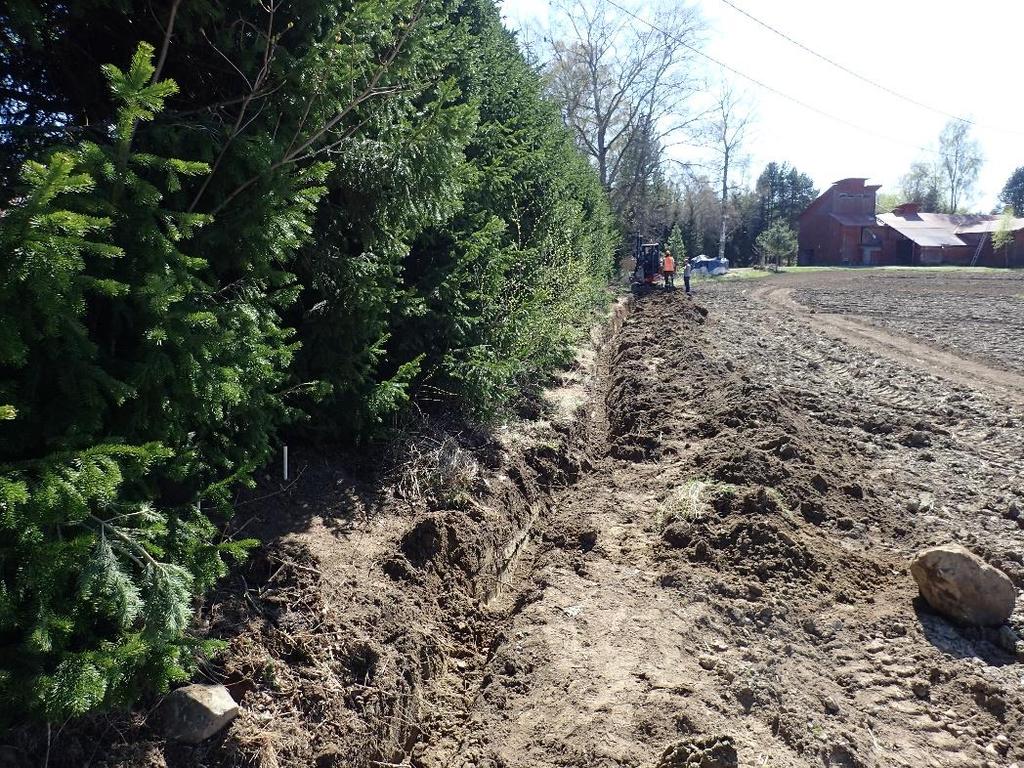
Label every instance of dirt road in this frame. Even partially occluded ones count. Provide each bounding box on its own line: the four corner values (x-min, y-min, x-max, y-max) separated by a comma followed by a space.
422, 271, 1024, 768
751, 271, 1024, 405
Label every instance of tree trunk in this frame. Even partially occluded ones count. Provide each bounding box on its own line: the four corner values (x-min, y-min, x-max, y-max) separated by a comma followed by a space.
718, 146, 729, 261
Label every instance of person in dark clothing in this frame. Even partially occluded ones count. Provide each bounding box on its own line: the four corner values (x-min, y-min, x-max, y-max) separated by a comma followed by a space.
683, 258, 692, 294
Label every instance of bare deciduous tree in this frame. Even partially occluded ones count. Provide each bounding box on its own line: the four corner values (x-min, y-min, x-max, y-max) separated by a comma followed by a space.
938, 120, 983, 213
540, 0, 703, 205
703, 85, 753, 260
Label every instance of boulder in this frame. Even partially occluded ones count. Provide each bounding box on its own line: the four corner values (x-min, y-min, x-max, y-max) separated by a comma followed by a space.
158, 684, 238, 744
910, 545, 1016, 627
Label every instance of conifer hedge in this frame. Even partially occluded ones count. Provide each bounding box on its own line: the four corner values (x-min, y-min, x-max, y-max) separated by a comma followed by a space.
0, 0, 613, 722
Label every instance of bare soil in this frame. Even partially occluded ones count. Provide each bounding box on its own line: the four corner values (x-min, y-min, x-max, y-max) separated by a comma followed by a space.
7, 269, 1023, 768
787, 269, 1024, 377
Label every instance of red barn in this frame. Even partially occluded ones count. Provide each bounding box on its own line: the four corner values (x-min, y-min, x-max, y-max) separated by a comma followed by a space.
797, 179, 1024, 267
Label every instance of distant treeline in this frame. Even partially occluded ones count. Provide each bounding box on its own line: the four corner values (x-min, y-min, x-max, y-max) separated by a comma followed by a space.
0, 0, 613, 722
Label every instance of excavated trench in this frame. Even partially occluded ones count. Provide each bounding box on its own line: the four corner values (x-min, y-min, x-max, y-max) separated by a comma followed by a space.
18, 278, 1024, 768
16, 298, 630, 768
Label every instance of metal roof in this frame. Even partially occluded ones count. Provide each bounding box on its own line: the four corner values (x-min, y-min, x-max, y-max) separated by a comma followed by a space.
877, 212, 967, 247
830, 213, 880, 227
956, 217, 1024, 235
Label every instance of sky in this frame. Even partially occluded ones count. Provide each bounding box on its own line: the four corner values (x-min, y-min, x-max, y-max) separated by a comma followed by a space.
499, 0, 1024, 211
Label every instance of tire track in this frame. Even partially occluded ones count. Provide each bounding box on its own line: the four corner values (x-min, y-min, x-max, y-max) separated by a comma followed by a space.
752, 283, 1024, 407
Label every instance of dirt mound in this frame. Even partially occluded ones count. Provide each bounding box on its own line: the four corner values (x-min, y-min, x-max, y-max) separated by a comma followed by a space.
663, 495, 819, 582
606, 296, 706, 461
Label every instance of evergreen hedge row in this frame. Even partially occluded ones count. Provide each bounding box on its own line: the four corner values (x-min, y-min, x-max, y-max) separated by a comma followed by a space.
0, 0, 613, 723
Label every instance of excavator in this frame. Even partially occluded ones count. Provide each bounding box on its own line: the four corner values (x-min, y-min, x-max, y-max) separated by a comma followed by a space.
632, 241, 662, 286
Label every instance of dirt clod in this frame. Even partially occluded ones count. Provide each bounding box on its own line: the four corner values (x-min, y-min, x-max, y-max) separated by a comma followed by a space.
657, 736, 738, 768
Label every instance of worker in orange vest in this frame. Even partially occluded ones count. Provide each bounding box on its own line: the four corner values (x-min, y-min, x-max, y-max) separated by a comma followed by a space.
662, 249, 676, 289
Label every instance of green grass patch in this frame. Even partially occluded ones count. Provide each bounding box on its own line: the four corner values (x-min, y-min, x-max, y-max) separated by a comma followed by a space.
655, 480, 745, 528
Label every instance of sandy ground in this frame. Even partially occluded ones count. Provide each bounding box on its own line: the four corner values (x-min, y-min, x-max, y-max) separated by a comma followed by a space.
13, 269, 1023, 768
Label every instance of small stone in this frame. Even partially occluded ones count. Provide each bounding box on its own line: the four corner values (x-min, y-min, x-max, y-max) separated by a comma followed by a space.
911, 680, 930, 699
883, 622, 907, 638
910, 545, 1016, 626
910, 494, 935, 513
698, 655, 717, 670
778, 443, 798, 460
158, 684, 238, 744
1005, 501, 1021, 521
836, 517, 855, 531
864, 638, 886, 654
811, 474, 829, 494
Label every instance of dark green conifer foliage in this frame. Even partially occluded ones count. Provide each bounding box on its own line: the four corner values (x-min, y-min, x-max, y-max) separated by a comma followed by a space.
0, 0, 614, 724
667, 225, 686, 262
396, 0, 614, 412
0, 44, 256, 723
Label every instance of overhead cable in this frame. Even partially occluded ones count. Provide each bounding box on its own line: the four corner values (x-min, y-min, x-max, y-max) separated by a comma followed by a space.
714, 0, 1023, 136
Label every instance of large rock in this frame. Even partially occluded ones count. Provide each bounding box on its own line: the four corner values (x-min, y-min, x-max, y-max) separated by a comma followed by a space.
910, 545, 1016, 627
158, 684, 238, 744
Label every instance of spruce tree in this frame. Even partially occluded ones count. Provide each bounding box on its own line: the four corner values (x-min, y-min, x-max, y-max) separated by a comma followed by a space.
0, 44, 255, 724
0, 0, 617, 725
667, 224, 686, 262
393, 0, 614, 414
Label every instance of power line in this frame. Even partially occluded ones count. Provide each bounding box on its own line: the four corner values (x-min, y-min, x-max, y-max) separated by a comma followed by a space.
714, 0, 1024, 136
603, 0, 968, 162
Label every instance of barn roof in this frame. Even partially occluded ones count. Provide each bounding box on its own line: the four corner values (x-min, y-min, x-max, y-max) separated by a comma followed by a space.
956, 216, 1024, 234
877, 210, 1024, 246
877, 212, 967, 247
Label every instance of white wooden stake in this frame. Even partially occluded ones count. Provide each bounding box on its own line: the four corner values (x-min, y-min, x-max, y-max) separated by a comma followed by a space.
283, 445, 289, 481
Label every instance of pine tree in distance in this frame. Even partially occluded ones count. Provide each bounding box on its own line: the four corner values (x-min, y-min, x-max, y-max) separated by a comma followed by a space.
667, 224, 686, 262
